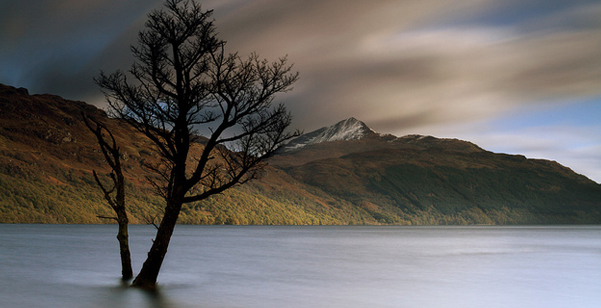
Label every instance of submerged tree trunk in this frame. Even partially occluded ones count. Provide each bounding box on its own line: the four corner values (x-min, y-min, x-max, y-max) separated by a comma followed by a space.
84, 114, 134, 281
116, 212, 133, 280
112, 171, 133, 281
131, 198, 182, 289
98, 212, 133, 280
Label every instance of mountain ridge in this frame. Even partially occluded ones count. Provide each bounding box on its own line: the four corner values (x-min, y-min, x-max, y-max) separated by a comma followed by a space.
282, 117, 486, 154
270, 119, 487, 167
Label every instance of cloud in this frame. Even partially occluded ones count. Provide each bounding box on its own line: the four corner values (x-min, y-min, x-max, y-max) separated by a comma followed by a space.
4, 0, 599, 127
191, 0, 601, 136
207, 0, 490, 128
367, 25, 601, 131
0, 0, 161, 101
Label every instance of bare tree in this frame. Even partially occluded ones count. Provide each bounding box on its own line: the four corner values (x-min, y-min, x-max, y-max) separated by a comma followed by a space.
83, 114, 133, 280
95, 0, 299, 289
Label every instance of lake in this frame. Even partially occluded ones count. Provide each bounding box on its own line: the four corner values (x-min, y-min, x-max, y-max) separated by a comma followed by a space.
0, 224, 600, 308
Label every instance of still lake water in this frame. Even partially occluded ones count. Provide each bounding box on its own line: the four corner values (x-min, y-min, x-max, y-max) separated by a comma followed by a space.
0, 224, 600, 308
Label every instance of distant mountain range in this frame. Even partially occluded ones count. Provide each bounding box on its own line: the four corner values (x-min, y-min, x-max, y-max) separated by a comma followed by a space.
1, 83, 600, 225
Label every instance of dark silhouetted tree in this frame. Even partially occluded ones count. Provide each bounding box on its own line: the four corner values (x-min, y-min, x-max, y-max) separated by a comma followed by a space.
95, 0, 299, 289
83, 115, 133, 280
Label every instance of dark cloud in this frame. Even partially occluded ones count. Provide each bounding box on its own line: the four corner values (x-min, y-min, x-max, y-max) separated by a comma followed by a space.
0, 0, 161, 103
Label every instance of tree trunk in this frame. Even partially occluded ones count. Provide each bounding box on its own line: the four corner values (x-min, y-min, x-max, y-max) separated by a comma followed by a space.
131, 199, 182, 289
117, 216, 133, 280
83, 115, 134, 281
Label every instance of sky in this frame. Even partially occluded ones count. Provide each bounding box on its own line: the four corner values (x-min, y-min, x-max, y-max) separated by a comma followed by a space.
1, 0, 600, 182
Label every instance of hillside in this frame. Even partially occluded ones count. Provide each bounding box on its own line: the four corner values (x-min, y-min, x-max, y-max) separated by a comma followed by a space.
1, 83, 600, 225
0, 84, 368, 225
281, 140, 600, 224
0, 84, 163, 223
271, 120, 601, 224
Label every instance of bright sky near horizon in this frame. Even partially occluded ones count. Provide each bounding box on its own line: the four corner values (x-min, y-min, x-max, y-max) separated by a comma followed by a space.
1, 0, 600, 182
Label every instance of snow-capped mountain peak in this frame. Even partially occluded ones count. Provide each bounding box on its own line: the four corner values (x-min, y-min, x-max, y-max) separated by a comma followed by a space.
282, 117, 376, 151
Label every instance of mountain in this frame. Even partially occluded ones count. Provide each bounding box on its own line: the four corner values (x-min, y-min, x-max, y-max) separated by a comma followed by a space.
270, 119, 484, 167
1, 83, 600, 225
281, 117, 377, 151
271, 118, 601, 224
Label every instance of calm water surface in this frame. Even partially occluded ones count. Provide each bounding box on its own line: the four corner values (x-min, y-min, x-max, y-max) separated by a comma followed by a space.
0, 224, 600, 308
